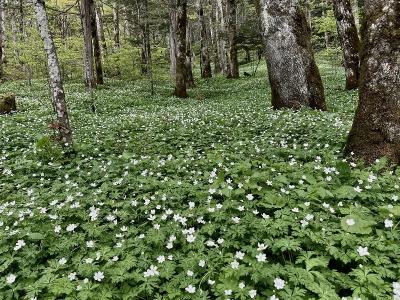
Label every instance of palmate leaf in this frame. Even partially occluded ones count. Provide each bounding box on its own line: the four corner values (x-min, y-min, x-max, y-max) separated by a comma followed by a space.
340, 215, 376, 234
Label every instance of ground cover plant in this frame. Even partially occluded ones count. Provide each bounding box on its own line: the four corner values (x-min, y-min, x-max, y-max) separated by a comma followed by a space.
1, 61, 399, 300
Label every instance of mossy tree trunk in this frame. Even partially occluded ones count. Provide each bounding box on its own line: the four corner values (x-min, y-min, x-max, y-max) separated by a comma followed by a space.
33, 0, 72, 145
260, 0, 326, 110
332, 0, 360, 90
345, 0, 400, 164
174, 0, 188, 98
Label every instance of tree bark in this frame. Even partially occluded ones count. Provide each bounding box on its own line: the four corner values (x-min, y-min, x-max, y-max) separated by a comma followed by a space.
91, 0, 103, 85
95, 4, 107, 55
174, 0, 188, 98
226, 0, 239, 78
169, 0, 177, 81
210, 0, 221, 74
81, 0, 96, 89
216, 0, 230, 77
113, 2, 120, 50
332, 0, 360, 90
33, 0, 72, 145
0, 0, 4, 78
260, 0, 326, 110
197, 0, 212, 78
185, 22, 195, 88
345, 0, 400, 164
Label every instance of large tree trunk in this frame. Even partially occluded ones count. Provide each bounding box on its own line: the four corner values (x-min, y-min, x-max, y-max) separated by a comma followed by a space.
197, 0, 212, 78
33, 0, 72, 145
345, 0, 400, 164
81, 0, 96, 89
260, 0, 326, 110
91, 0, 103, 85
174, 0, 188, 98
332, 0, 360, 90
113, 3, 120, 50
226, 0, 239, 78
216, 0, 230, 77
169, 0, 177, 81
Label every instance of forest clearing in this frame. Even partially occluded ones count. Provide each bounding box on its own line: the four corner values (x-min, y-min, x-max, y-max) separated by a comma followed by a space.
0, 0, 399, 299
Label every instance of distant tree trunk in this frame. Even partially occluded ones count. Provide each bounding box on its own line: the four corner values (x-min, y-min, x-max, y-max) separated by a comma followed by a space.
0, 0, 4, 78
95, 4, 107, 55
332, 0, 360, 90
33, 0, 72, 145
169, 0, 177, 80
226, 0, 239, 78
345, 0, 400, 164
91, 0, 103, 85
113, 2, 120, 50
81, 0, 96, 89
18, 0, 24, 38
260, 0, 326, 110
174, 0, 188, 98
197, 0, 212, 78
185, 22, 195, 88
216, 0, 230, 77
210, 0, 221, 74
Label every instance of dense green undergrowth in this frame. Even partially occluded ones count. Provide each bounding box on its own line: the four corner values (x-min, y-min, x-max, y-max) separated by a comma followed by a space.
0, 62, 399, 300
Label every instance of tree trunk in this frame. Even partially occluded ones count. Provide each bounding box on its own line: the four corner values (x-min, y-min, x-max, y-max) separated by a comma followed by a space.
332, 0, 360, 90
197, 0, 212, 78
174, 0, 188, 98
345, 0, 400, 164
81, 0, 96, 89
0, 0, 4, 78
210, 0, 221, 74
169, 0, 177, 81
226, 0, 239, 78
351, 0, 360, 29
95, 4, 107, 55
91, 0, 103, 85
216, 0, 230, 77
33, 0, 72, 145
18, 0, 24, 38
260, 0, 326, 110
113, 3, 120, 50
185, 22, 195, 88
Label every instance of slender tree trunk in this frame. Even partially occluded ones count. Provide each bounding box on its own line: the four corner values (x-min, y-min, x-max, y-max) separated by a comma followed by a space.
210, 0, 221, 74
174, 0, 188, 98
169, 0, 177, 80
260, 0, 326, 110
33, 0, 72, 145
345, 0, 400, 164
351, 0, 360, 29
226, 0, 239, 78
332, 0, 360, 90
81, 0, 95, 89
216, 0, 230, 77
91, 0, 103, 84
95, 4, 107, 55
113, 2, 120, 50
0, 0, 4, 78
185, 22, 195, 88
197, 0, 212, 78
18, 0, 24, 38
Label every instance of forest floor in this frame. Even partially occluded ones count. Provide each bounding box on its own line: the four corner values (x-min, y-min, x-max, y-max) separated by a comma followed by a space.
0, 61, 399, 299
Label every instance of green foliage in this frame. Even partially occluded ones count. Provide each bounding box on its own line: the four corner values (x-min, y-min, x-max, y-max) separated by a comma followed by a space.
0, 61, 399, 300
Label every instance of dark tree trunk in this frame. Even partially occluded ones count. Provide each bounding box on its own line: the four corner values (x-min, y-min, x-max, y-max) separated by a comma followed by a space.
260, 0, 326, 110
345, 1, 400, 164
91, 0, 103, 85
332, 0, 360, 90
185, 22, 195, 88
197, 0, 212, 78
226, 0, 239, 78
174, 0, 188, 98
81, 0, 96, 89
113, 3, 120, 50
